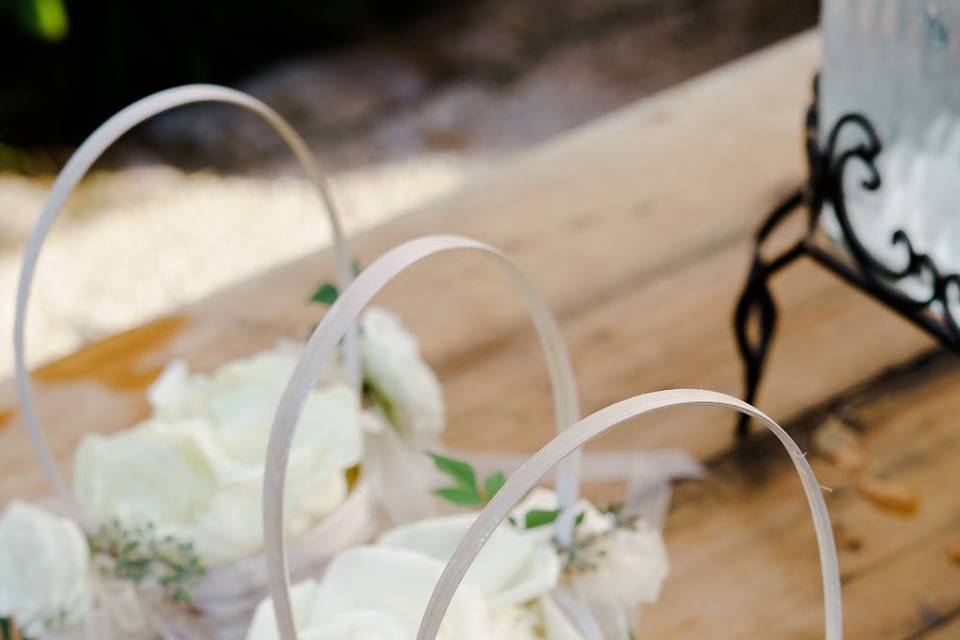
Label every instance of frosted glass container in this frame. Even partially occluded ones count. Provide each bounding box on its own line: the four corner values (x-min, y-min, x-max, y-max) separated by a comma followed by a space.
820, 0, 960, 311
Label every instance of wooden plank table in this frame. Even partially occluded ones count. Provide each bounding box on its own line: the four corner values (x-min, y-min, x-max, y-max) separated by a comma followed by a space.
2, 31, 959, 637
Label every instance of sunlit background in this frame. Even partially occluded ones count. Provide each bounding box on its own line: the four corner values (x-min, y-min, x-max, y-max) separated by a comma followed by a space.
0, 0, 818, 373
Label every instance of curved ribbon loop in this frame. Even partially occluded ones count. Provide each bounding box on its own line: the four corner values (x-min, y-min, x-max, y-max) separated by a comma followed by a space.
264, 234, 583, 639
14, 84, 358, 512
417, 389, 843, 640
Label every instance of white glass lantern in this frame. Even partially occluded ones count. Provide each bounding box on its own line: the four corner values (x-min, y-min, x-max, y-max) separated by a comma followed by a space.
820, 0, 960, 307
734, 1, 960, 437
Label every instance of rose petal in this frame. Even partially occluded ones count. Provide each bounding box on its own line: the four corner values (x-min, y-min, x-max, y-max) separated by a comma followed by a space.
310, 546, 490, 639
0, 502, 90, 638
378, 513, 560, 608
360, 307, 445, 444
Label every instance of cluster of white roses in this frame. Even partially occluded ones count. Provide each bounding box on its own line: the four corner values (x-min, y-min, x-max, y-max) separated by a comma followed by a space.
77, 343, 362, 567
0, 307, 445, 639
1, 302, 672, 640
246, 488, 669, 640
0, 488, 669, 640
74, 307, 442, 566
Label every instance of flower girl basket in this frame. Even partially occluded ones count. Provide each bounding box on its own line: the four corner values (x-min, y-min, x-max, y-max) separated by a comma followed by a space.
12, 85, 373, 637
12, 85, 618, 637
12, 85, 630, 638
261, 234, 845, 639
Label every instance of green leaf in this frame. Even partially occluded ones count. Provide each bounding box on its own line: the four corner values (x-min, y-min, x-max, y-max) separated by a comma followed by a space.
524, 508, 561, 529
310, 283, 339, 305
483, 471, 506, 502
428, 452, 477, 491
433, 486, 482, 506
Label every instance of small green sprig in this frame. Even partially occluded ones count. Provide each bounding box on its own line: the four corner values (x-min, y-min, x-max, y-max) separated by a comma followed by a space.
88, 521, 206, 604
310, 283, 340, 306
605, 501, 628, 527
428, 452, 505, 508
310, 266, 417, 439
428, 453, 591, 532
561, 502, 641, 571
308, 263, 363, 307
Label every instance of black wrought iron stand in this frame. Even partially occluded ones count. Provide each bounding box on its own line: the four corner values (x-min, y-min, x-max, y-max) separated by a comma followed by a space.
733, 77, 960, 438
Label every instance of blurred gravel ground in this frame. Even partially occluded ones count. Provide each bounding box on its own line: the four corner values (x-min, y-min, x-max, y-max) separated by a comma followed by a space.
0, 0, 818, 374
0, 157, 479, 368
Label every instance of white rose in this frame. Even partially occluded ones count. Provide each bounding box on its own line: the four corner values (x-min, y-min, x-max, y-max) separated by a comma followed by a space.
359, 307, 445, 444
512, 487, 614, 540
378, 514, 582, 640
513, 488, 669, 639
492, 597, 584, 640
571, 523, 669, 609
246, 547, 490, 640
377, 514, 559, 608
0, 501, 91, 640
76, 345, 364, 566
247, 514, 583, 640
75, 419, 220, 537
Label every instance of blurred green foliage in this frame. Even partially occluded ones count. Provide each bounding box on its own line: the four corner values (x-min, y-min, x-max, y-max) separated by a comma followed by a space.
0, 0, 455, 148
0, 0, 69, 41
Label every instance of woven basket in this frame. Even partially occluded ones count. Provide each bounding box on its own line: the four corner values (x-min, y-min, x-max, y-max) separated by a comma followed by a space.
260, 234, 846, 639
12, 85, 369, 639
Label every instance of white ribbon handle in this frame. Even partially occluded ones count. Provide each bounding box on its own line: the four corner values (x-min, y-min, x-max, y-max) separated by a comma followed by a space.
417, 389, 843, 640
13, 84, 358, 513
264, 234, 582, 640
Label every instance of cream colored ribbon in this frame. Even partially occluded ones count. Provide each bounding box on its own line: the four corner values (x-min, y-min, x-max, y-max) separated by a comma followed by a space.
75, 477, 376, 640
366, 439, 704, 529
190, 477, 378, 639
86, 576, 203, 640
363, 424, 442, 524
455, 447, 703, 522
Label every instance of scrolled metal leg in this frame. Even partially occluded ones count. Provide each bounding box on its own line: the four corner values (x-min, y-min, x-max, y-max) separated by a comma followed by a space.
733, 191, 806, 440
